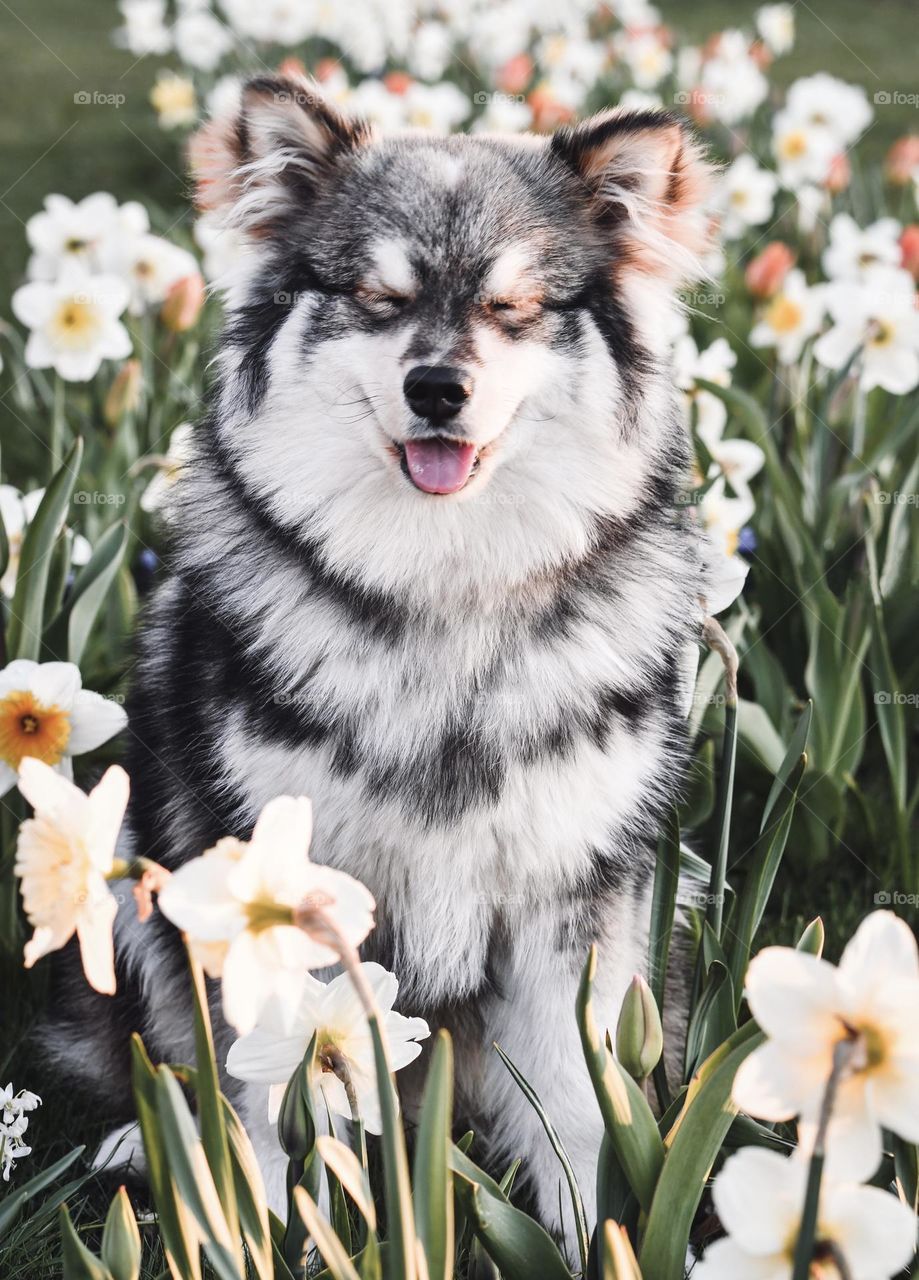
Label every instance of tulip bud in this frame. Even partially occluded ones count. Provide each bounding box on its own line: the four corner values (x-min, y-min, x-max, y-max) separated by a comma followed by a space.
104, 359, 143, 426
797, 917, 825, 958
160, 273, 206, 333
823, 152, 851, 194
885, 135, 919, 185
745, 241, 795, 298
384, 70, 412, 96
278, 56, 308, 80
616, 974, 663, 1082
496, 53, 533, 95
899, 225, 919, 281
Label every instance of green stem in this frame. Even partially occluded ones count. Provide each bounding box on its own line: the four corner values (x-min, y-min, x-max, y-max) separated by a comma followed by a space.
50, 376, 65, 480
702, 616, 739, 942
791, 1037, 857, 1280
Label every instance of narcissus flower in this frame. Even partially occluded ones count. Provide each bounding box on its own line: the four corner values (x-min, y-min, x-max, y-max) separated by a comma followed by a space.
733, 911, 919, 1179
14, 759, 129, 994
750, 269, 824, 363
12, 265, 131, 382
0, 661, 127, 796
696, 1147, 916, 1280
814, 266, 919, 394
157, 795, 375, 1034
226, 963, 429, 1133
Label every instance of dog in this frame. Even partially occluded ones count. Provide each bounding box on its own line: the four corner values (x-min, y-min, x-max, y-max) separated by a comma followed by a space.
44, 78, 715, 1248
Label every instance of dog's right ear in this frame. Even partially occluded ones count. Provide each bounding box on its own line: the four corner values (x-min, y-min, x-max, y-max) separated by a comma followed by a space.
188, 74, 373, 238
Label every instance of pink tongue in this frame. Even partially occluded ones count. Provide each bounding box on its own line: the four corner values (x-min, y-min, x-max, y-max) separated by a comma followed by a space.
404, 439, 477, 495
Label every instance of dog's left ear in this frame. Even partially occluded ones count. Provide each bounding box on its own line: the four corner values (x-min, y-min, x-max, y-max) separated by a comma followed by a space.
551, 110, 716, 288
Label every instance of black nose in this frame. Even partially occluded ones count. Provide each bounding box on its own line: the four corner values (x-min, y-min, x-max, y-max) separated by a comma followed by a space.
403, 365, 472, 425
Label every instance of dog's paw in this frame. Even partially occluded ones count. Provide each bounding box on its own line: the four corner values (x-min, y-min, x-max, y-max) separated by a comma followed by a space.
93, 1122, 147, 1181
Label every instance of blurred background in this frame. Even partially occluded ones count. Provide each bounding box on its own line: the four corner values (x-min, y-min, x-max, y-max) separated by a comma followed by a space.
0, 0, 916, 301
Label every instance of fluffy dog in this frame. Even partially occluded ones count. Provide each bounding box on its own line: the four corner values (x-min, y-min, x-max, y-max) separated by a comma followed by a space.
46, 78, 715, 1246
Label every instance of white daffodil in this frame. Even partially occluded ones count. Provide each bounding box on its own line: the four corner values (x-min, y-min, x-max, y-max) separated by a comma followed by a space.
0, 485, 92, 598
814, 267, 919, 394
617, 31, 673, 90
173, 8, 233, 71
226, 963, 430, 1133
141, 424, 195, 515
717, 155, 779, 239
707, 438, 765, 513
115, 0, 172, 57
674, 335, 737, 444
104, 232, 199, 317
14, 759, 129, 994
822, 214, 903, 282
756, 4, 795, 55
772, 110, 838, 191
157, 796, 376, 1035
733, 911, 919, 1181
25, 192, 147, 282
12, 264, 131, 382
696, 1147, 916, 1280
750, 269, 825, 364
402, 82, 472, 133
150, 72, 197, 130
701, 32, 768, 126
0, 660, 127, 796
785, 73, 873, 149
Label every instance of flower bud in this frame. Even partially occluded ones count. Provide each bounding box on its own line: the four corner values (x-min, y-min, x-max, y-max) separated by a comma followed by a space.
823, 153, 851, 193
899, 225, 919, 281
496, 53, 533, 95
616, 974, 663, 1081
745, 242, 795, 298
885, 135, 919, 185
160, 273, 206, 332
104, 359, 143, 426
796, 916, 825, 957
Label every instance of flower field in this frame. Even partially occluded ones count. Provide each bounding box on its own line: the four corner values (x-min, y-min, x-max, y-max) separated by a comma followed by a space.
1, 1, 918, 1278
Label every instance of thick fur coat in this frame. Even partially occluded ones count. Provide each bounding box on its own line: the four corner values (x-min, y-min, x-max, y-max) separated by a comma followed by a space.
45, 79, 715, 1247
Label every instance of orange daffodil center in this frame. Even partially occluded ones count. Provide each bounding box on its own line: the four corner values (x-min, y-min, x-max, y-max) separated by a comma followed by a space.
0, 691, 71, 770
765, 294, 804, 334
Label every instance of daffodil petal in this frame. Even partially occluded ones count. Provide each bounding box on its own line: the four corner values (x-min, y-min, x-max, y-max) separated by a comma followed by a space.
693, 1237, 787, 1280
67, 690, 129, 754
711, 1149, 800, 1255
744, 947, 843, 1051
76, 891, 118, 995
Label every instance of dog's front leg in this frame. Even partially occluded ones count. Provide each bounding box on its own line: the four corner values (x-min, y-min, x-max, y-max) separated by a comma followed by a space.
477, 905, 644, 1260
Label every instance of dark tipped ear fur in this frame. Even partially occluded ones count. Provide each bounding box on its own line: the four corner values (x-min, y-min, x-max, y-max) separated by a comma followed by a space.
551, 108, 716, 286
188, 73, 373, 237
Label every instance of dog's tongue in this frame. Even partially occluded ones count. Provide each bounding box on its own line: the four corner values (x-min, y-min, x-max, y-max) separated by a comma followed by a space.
404, 439, 477, 495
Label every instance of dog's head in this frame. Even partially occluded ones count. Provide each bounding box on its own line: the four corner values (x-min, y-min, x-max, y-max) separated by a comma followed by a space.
192, 77, 714, 602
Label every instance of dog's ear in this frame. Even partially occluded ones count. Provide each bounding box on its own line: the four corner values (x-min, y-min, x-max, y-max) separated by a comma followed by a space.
188, 74, 373, 237
551, 109, 715, 287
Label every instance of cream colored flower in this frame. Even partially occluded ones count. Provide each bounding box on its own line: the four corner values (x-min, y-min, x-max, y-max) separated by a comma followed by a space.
733, 911, 919, 1179
696, 1147, 916, 1280
14, 759, 129, 994
12, 264, 131, 382
226, 963, 429, 1133
157, 796, 376, 1034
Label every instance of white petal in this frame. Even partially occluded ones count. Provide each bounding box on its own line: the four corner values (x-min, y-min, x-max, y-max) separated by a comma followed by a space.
85, 766, 130, 871
744, 948, 843, 1052
76, 890, 118, 994
824, 1183, 917, 1277
225, 1025, 306, 1088
839, 911, 919, 989
712, 1149, 799, 1255
29, 661, 82, 710
16, 757, 86, 825
799, 1081, 883, 1181
157, 852, 245, 941
11, 282, 54, 328
869, 1061, 919, 1142
67, 690, 128, 754
222, 931, 274, 1035
0, 659, 40, 696
54, 349, 104, 382
694, 1237, 787, 1280
732, 1041, 827, 1122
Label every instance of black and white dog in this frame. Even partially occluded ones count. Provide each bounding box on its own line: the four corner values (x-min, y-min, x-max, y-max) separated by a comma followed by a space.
48, 79, 714, 1243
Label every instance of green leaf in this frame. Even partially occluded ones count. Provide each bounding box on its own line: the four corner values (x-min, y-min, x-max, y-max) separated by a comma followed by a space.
152, 1066, 244, 1280
65, 520, 129, 664
494, 1042, 589, 1278
316, 1136, 377, 1230
684, 931, 736, 1079
452, 1176, 572, 1280
796, 917, 825, 957
6, 437, 83, 659
59, 1204, 112, 1280
187, 951, 239, 1241
726, 747, 807, 1012
291, 1187, 361, 1280
639, 1025, 763, 1280
648, 808, 680, 1019
706, 696, 738, 943
0, 1144, 85, 1237
130, 1036, 202, 1280
101, 1187, 142, 1280
576, 948, 664, 1214
413, 1030, 455, 1280
367, 1011, 418, 1280
222, 1096, 274, 1280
